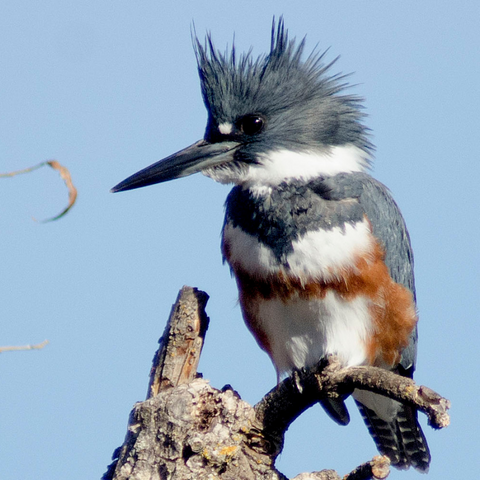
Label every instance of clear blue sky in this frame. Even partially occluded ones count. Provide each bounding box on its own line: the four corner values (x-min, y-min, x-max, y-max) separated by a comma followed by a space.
1, 1, 478, 478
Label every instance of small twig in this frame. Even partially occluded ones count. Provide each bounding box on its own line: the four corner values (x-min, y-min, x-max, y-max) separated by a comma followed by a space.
0, 339, 49, 353
288, 455, 390, 480
0, 163, 46, 177
292, 470, 341, 480
344, 455, 390, 480
320, 359, 450, 429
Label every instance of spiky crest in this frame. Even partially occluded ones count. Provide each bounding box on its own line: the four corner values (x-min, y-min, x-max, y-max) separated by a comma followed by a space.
193, 18, 373, 157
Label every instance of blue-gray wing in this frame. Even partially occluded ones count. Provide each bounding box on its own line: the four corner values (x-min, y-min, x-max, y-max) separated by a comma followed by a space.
311, 172, 417, 374
311, 172, 429, 471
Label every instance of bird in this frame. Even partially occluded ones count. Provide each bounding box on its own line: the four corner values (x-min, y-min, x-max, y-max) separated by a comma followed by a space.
112, 19, 431, 472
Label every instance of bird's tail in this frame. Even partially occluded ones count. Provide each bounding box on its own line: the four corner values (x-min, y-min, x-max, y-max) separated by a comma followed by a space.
355, 399, 431, 472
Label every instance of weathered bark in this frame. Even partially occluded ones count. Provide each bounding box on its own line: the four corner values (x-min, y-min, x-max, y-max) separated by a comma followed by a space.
146, 286, 210, 398
103, 286, 450, 480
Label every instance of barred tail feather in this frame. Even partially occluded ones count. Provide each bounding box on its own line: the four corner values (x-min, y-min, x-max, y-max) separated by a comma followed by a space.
355, 399, 431, 472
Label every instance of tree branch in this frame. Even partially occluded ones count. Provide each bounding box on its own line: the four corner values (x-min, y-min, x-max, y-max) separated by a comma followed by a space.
103, 287, 449, 480
255, 356, 450, 451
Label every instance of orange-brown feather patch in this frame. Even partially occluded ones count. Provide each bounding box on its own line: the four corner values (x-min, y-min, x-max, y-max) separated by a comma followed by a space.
223, 237, 417, 368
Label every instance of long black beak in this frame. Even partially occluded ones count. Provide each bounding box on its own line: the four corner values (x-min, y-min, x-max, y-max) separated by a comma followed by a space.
111, 139, 240, 193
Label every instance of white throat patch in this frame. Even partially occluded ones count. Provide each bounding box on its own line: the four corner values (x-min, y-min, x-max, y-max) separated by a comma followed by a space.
203, 144, 369, 186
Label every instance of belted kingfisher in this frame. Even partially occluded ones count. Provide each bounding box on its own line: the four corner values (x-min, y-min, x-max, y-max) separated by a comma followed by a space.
112, 20, 431, 472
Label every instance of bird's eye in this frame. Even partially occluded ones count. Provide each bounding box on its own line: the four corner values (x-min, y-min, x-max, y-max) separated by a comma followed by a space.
237, 114, 266, 136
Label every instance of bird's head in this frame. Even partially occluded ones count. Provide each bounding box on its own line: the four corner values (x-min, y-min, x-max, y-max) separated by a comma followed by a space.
112, 19, 372, 193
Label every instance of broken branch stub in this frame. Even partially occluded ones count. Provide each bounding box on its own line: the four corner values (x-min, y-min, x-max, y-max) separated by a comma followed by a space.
147, 286, 210, 398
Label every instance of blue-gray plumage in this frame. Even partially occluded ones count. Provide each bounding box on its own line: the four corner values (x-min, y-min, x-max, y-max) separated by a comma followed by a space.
112, 19, 431, 472
194, 22, 373, 175
225, 180, 365, 262
317, 173, 416, 296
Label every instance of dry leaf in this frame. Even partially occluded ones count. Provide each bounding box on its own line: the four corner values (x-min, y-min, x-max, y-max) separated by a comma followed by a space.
0, 160, 77, 222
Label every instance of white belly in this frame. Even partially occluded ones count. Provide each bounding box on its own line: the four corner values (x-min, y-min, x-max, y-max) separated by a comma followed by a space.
253, 291, 372, 376
223, 217, 377, 376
